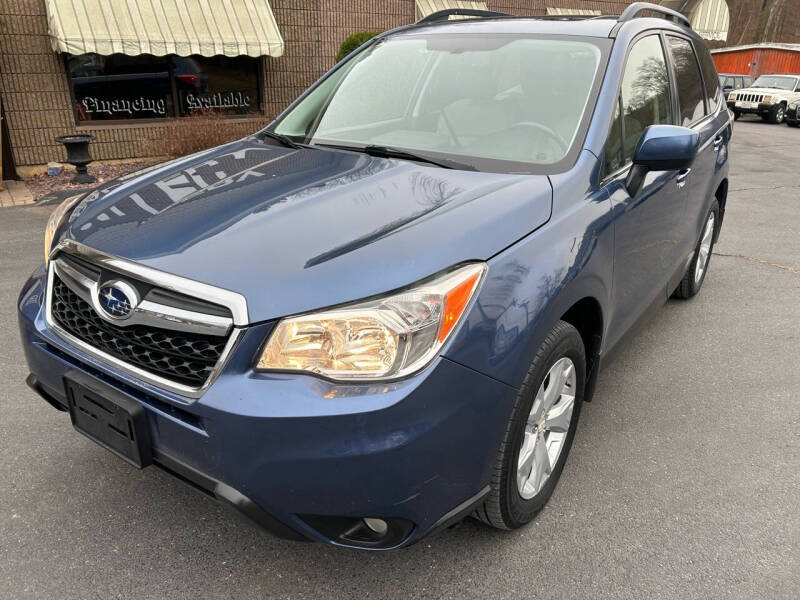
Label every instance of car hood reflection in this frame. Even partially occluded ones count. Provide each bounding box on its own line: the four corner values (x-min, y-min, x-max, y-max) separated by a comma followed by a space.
63, 137, 553, 322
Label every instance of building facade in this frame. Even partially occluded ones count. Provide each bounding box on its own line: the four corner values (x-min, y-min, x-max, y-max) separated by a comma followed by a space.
712, 43, 800, 78
0, 0, 795, 172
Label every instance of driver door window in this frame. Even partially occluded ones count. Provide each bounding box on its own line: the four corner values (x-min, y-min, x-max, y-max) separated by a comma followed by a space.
603, 34, 673, 174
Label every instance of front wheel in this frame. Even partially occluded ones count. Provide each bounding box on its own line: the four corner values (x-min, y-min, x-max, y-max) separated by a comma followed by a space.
476, 320, 585, 529
674, 200, 719, 299
768, 103, 786, 124
733, 110, 741, 121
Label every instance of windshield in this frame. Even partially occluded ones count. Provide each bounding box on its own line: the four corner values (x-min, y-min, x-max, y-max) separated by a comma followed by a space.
752, 75, 798, 90
272, 34, 606, 173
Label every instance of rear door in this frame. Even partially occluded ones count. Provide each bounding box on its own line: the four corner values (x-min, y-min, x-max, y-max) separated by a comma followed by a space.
601, 33, 686, 349
664, 36, 728, 284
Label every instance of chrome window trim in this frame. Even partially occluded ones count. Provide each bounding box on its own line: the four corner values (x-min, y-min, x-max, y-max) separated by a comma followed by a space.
46, 241, 250, 399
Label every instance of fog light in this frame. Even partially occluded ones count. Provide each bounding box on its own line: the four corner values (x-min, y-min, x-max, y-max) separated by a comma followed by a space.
363, 517, 388, 535
299, 514, 415, 549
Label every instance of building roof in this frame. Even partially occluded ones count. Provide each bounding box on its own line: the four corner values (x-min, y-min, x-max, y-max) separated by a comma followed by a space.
711, 43, 800, 54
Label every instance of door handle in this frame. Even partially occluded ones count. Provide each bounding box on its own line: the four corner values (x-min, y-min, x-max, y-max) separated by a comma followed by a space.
713, 136, 724, 151
676, 168, 691, 187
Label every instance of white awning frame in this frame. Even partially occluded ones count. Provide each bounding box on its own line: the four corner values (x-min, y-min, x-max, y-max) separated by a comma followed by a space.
415, 0, 489, 20
45, 0, 284, 58
546, 8, 602, 16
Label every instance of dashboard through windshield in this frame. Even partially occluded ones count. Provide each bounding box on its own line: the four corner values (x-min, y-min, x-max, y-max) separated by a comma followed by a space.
272, 33, 609, 173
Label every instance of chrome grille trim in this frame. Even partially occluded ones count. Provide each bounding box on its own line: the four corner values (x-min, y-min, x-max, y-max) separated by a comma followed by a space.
51, 239, 249, 325
45, 241, 250, 399
52, 259, 233, 337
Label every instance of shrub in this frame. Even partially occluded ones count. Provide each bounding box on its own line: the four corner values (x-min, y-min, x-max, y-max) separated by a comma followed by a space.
336, 31, 381, 62
141, 110, 250, 158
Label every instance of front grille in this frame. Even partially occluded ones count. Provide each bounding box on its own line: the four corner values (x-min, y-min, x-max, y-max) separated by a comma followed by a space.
51, 275, 228, 388
738, 93, 764, 103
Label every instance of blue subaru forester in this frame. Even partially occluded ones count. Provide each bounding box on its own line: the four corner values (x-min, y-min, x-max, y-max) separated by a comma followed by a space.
19, 3, 730, 549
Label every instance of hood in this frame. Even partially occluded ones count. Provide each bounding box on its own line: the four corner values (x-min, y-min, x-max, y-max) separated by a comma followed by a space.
62, 138, 552, 322
734, 87, 797, 97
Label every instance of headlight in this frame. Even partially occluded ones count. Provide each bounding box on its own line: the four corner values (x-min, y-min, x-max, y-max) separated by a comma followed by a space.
762, 96, 773, 104
256, 263, 487, 381
728, 92, 737, 101
44, 193, 85, 264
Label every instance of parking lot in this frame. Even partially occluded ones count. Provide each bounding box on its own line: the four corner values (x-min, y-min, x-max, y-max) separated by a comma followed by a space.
1, 118, 798, 599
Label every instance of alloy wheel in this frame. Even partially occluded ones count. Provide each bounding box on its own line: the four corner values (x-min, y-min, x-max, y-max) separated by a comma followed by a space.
694, 212, 715, 284
517, 357, 576, 499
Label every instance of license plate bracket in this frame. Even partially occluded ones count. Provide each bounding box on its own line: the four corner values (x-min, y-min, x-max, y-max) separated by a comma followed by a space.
64, 371, 152, 468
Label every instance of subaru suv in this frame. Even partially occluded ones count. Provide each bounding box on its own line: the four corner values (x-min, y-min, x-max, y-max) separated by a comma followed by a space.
19, 3, 730, 550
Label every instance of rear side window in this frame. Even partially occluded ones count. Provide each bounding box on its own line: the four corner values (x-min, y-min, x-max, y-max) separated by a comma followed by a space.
694, 41, 720, 112
666, 36, 705, 126
619, 35, 673, 166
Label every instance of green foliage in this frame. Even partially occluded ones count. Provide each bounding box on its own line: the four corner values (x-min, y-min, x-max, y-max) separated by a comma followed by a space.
336, 31, 381, 63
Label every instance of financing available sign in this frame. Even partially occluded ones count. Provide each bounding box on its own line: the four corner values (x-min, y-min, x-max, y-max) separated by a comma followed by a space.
184, 91, 253, 112
80, 96, 167, 117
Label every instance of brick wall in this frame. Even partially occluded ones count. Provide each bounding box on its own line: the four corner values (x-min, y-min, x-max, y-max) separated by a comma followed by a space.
0, 0, 796, 167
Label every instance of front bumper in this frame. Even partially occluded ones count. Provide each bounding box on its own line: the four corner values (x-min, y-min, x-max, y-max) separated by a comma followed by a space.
727, 100, 775, 116
18, 267, 517, 549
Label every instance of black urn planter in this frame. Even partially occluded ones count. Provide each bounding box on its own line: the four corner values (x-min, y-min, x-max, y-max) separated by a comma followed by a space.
55, 134, 96, 184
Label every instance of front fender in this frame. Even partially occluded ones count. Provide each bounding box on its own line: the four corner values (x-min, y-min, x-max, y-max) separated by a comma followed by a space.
444, 165, 614, 389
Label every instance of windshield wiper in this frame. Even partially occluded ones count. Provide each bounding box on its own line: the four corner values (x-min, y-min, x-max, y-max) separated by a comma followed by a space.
363, 145, 476, 170
314, 142, 475, 170
257, 130, 303, 149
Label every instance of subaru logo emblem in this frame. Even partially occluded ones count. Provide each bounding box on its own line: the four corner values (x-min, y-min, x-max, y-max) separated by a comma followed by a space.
96, 281, 139, 320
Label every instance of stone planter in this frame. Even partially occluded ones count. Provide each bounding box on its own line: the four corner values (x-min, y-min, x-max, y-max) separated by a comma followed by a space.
55, 134, 96, 184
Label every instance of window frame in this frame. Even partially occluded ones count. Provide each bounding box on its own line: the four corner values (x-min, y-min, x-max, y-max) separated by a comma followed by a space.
64, 54, 266, 127
691, 37, 722, 116
600, 30, 677, 183
663, 33, 709, 128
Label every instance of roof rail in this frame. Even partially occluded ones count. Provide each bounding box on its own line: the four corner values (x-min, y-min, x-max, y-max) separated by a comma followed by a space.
618, 2, 691, 28
415, 8, 510, 25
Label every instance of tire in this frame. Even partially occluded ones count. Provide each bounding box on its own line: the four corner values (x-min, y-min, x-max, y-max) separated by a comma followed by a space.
768, 103, 786, 124
733, 110, 741, 121
787, 120, 799, 128
673, 200, 719, 299
475, 320, 586, 530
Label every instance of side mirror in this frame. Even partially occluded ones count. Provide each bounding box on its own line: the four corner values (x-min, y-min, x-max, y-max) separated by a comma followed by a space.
626, 125, 699, 196
723, 84, 733, 91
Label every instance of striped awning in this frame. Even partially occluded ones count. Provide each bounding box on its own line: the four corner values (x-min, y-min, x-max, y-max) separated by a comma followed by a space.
661, 0, 730, 42
688, 0, 729, 42
415, 0, 489, 20
546, 8, 602, 16
45, 0, 284, 58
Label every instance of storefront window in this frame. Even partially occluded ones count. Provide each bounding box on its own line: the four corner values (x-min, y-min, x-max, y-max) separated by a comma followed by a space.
67, 54, 261, 123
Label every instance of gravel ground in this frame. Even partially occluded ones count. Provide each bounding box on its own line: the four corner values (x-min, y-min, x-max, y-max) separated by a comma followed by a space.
26, 161, 159, 202
1, 119, 798, 599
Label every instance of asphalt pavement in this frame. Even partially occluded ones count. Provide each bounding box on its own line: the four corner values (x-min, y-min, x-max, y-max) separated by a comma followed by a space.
1, 119, 798, 599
